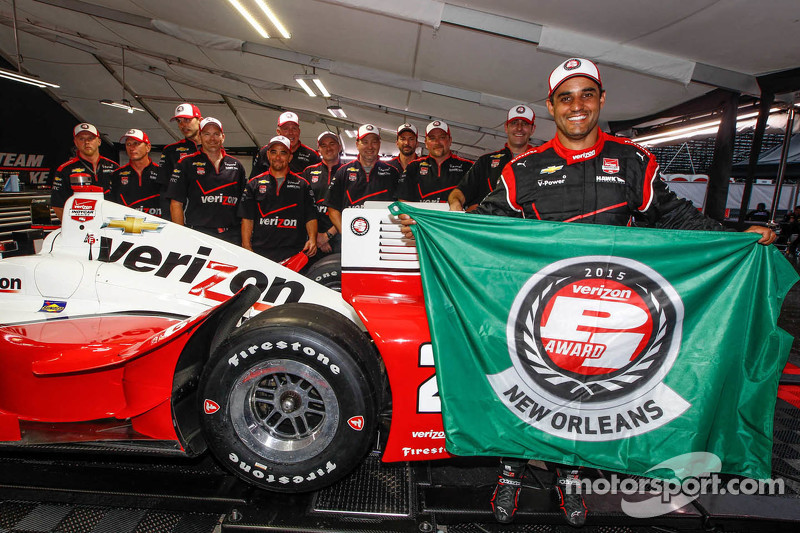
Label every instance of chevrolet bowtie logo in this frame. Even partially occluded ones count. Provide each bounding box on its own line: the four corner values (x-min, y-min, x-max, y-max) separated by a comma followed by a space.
102, 216, 165, 235
540, 165, 564, 174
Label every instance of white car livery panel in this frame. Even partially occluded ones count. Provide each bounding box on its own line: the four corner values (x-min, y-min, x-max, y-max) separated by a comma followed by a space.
0, 191, 361, 326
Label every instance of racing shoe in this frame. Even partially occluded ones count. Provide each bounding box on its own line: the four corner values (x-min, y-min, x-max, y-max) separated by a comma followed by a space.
490, 459, 525, 524
554, 468, 587, 528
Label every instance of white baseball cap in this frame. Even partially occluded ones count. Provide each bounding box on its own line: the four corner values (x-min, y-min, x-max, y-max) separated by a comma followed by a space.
548, 58, 602, 98
120, 129, 150, 144
426, 120, 450, 136
357, 124, 380, 140
278, 111, 299, 126
507, 105, 535, 124
73, 123, 99, 137
200, 117, 223, 132
171, 102, 202, 121
317, 131, 341, 145
267, 135, 292, 151
397, 123, 417, 137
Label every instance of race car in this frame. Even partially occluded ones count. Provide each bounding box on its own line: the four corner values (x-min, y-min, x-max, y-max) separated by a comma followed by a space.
0, 189, 446, 493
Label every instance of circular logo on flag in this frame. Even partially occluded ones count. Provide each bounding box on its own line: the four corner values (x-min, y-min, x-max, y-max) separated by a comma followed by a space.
507, 256, 683, 405
564, 58, 582, 70
350, 217, 369, 236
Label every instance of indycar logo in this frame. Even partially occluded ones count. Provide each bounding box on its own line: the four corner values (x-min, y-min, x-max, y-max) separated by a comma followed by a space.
70, 198, 97, 222
487, 256, 689, 441
102, 216, 165, 235
204, 399, 220, 414
602, 158, 620, 174
491, 159, 501, 168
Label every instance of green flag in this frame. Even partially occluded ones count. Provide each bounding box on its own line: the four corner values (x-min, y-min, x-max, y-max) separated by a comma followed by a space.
390, 202, 798, 479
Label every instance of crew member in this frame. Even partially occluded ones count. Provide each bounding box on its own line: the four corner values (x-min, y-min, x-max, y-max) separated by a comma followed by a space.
108, 129, 162, 217
386, 123, 419, 173
250, 111, 321, 178
302, 131, 345, 254
396, 120, 473, 203
448, 105, 535, 211
166, 117, 246, 244
324, 124, 400, 233
240, 135, 317, 262
401, 58, 775, 527
51, 123, 119, 220
157, 103, 202, 220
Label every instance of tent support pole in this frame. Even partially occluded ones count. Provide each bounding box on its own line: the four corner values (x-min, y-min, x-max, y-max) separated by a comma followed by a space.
769, 106, 796, 223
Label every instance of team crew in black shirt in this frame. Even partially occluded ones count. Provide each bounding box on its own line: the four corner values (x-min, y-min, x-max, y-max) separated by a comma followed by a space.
51, 123, 119, 220
250, 111, 321, 178
396, 120, 473, 203
324, 124, 400, 233
157, 103, 202, 220
166, 117, 246, 244
108, 129, 162, 216
302, 131, 345, 254
240, 136, 318, 263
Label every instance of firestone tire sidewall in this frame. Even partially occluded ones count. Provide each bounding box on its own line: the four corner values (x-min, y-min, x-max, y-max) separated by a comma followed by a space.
200, 326, 376, 493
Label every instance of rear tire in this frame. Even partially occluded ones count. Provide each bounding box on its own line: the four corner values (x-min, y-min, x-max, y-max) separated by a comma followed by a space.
199, 303, 379, 493
304, 253, 341, 291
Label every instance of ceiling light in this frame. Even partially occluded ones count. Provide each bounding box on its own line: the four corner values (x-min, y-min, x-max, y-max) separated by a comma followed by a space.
100, 99, 144, 114
294, 74, 331, 97
227, 0, 270, 38
254, 0, 291, 39
634, 107, 783, 146
344, 130, 358, 138
0, 67, 59, 88
327, 105, 347, 118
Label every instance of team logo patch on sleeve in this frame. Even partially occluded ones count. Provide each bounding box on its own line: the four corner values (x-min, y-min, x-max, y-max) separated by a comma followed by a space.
487, 256, 689, 441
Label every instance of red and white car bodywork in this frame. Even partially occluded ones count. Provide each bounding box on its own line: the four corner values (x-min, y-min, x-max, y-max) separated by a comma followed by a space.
0, 191, 448, 491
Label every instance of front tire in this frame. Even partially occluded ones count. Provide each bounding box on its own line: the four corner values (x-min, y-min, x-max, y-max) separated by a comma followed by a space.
199, 303, 379, 493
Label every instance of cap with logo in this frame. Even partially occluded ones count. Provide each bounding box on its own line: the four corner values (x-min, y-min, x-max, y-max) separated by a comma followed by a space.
171, 103, 202, 121
200, 117, 223, 132
397, 123, 418, 137
317, 131, 341, 145
507, 105, 535, 124
426, 120, 450, 136
357, 124, 380, 140
73, 123, 99, 138
548, 58, 602, 98
119, 129, 150, 144
267, 135, 292, 151
278, 111, 300, 127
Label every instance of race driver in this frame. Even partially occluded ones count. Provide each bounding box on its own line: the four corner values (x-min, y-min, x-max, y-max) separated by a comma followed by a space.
249, 111, 321, 178
108, 129, 162, 217
386, 123, 419, 173
324, 124, 400, 233
396, 120, 473, 203
302, 131, 345, 255
448, 105, 536, 211
157, 103, 202, 220
51, 123, 119, 221
240, 135, 317, 263
400, 58, 775, 527
166, 117, 246, 245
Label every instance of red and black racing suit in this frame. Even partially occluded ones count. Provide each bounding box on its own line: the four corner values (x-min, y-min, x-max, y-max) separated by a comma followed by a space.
457, 144, 532, 209
477, 130, 724, 231
108, 159, 162, 217
51, 154, 118, 211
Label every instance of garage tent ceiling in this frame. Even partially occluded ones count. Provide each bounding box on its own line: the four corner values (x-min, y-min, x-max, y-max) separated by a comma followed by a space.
0, 0, 798, 159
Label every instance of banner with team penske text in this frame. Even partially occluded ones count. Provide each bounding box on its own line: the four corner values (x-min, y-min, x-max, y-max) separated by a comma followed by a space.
390, 202, 798, 479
